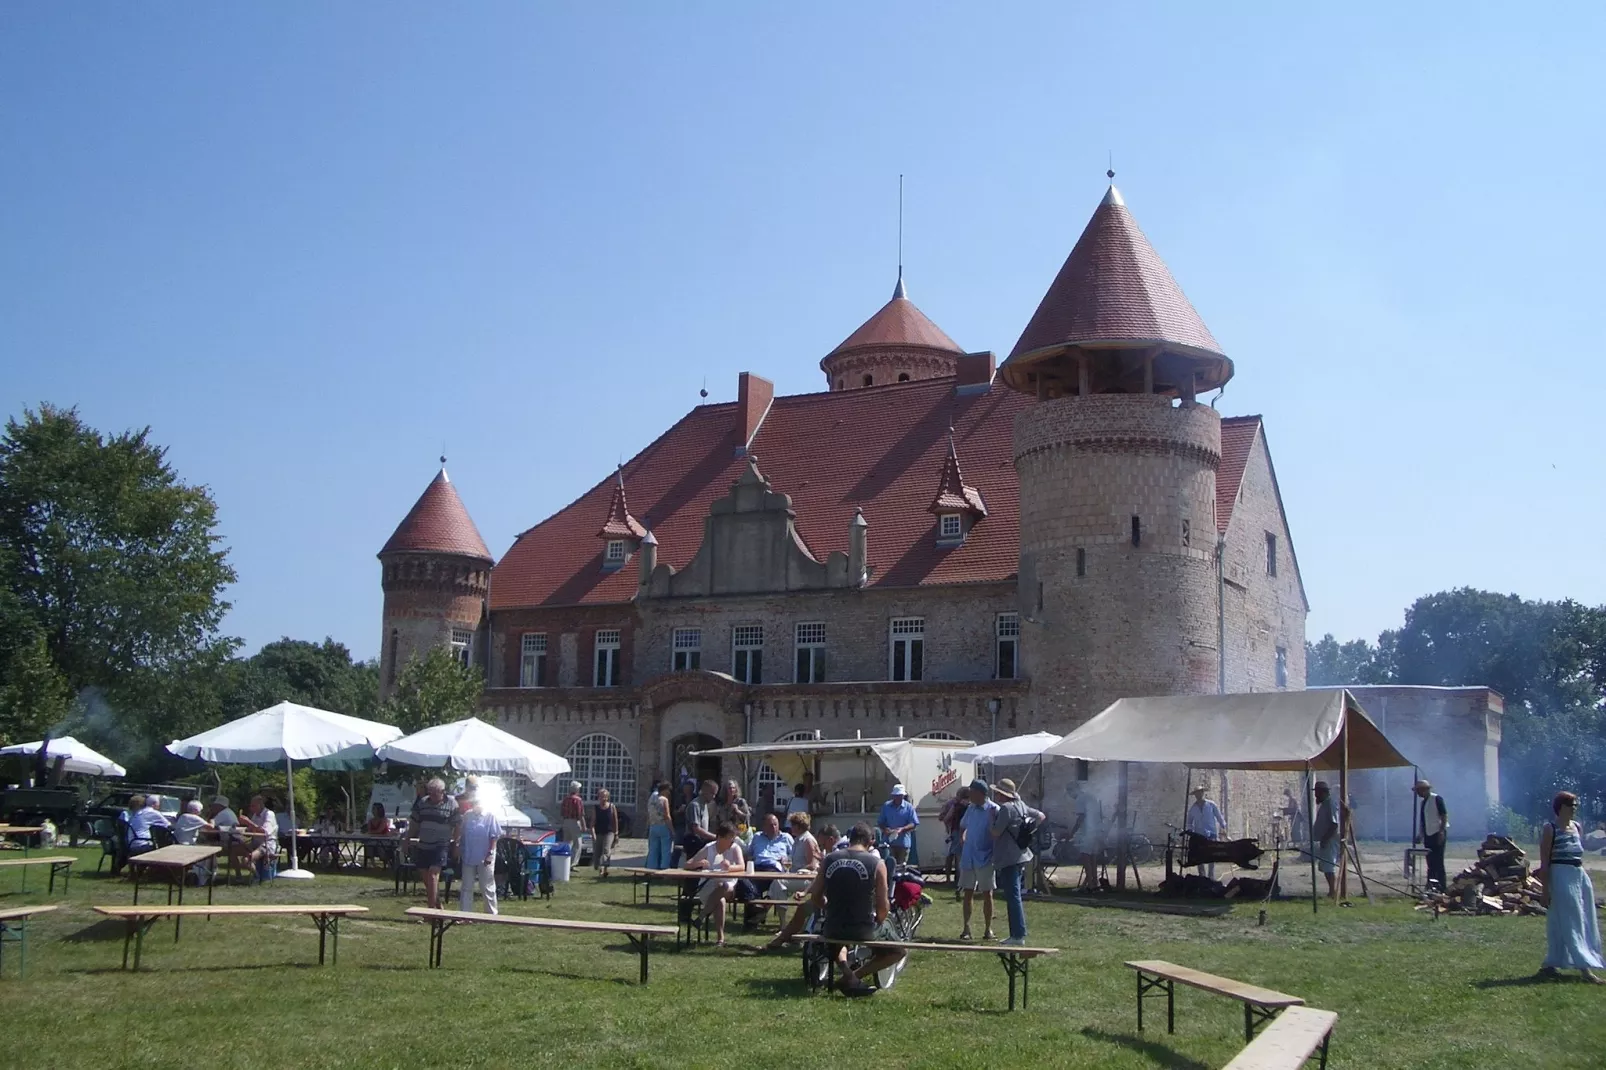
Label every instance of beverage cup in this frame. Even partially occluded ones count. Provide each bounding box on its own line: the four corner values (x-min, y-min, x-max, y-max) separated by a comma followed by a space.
746, 860, 754, 874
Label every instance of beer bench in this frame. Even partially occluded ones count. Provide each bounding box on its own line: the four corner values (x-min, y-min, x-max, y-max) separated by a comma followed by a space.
93, 904, 368, 970
405, 907, 676, 985
0, 855, 75, 895
1221, 1006, 1337, 1070
0, 904, 59, 978
795, 935, 1058, 1010
1125, 959, 1305, 1042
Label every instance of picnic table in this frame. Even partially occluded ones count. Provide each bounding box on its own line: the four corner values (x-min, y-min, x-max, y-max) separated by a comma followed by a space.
128, 845, 221, 938
94, 904, 368, 970
0, 904, 59, 979
0, 825, 45, 855
405, 907, 676, 984
0, 854, 74, 895
293, 830, 399, 869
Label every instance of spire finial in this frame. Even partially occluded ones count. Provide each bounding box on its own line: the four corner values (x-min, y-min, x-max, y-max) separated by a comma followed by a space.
893, 174, 906, 299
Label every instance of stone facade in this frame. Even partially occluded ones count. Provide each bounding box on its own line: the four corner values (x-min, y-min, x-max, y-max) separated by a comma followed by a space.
822, 345, 960, 391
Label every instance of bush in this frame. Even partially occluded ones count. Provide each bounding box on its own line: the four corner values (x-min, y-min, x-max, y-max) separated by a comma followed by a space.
1487, 804, 1535, 844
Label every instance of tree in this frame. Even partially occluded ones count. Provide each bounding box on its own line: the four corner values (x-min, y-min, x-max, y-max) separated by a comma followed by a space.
0, 632, 72, 746
0, 405, 238, 746
1305, 634, 1387, 687
219, 638, 379, 720
382, 646, 483, 734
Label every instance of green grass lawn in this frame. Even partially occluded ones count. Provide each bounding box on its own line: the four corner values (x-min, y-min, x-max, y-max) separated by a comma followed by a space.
2, 845, 1602, 1069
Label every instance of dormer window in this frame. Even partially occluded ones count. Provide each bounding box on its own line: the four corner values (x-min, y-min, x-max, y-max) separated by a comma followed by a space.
939, 513, 963, 540
605, 539, 627, 565
927, 431, 986, 546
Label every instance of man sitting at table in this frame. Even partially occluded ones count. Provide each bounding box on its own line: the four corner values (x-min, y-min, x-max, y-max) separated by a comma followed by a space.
814, 822, 906, 995
743, 811, 794, 919
239, 794, 280, 878
172, 799, 211, 846
126, 794, 170, 857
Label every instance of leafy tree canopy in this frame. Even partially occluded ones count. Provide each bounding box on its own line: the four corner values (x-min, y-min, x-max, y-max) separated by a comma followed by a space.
382, 646, 483, 735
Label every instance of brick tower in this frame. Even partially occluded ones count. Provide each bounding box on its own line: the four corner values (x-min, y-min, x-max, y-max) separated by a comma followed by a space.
1000, 183, 1234, 735
378, 461, 494, 699
820, 274, 966, 390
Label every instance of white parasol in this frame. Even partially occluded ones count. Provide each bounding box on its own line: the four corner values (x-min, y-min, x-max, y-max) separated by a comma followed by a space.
0, 736, 127, 777
376, 717, 569, 786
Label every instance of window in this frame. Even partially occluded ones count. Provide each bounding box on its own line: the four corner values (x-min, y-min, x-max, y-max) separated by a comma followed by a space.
1076, 548, 1086, 577
889, 617, 924, 682
563, 733, 636, 806
671, 627, 702, 671
995, 613, 1019, 680
939, 513, 963, 540
795, 621, 826, 683
1131, 516, 1142, 548
1275, 646, 1288, 689
1076, 759, 1090, 782
1265, 532, 1278, 577
1036, 581, 1045, 612
1182, 519, 1191, 548
605, 539, 627, 565
732, 624, 763, 684
862, 374, 874, 387
450, 628, 473, 669
916, 730, 965, 741
519, 633, 548, 687
756, 729, 816, 804
594, 628, 621, 687
897, 372, 910, 382
386, 629, 398, 686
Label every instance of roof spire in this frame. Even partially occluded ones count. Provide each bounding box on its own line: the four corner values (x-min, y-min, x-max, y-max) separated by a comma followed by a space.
894, 173, 906, 299
928, 430, 987, 519
380, 463, 492, 561
597, 466, 647, 541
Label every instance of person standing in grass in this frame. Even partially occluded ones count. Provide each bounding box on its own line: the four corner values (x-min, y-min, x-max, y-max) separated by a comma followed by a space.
645, 781, 674, 869
1537, 791, 1604, 983
1413, 779, 1449, 893
989, 778, 1044, 947
1311, 781, 1339, 899
877, 784, 919, 866
958, 780, 998, 942
1186, 784, 1227, 880
457, 787, 502, 915
410, 778, 459, 910
560, 781, 587, 851
592, 788, 619, 872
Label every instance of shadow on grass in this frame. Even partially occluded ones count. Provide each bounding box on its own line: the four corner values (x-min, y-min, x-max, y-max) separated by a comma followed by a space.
505, 967, 636, 988
735, 976, 809, 1000
1079, 1027, 1212, 1070
62, 918, 131, 943
1471, 973, 1565, 989
1049, 895, 1235, 918
70, 962, 322, 976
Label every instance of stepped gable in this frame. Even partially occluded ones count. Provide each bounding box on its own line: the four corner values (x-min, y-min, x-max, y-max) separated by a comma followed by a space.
491, 379, 1029, 609
380, 466, 493, 562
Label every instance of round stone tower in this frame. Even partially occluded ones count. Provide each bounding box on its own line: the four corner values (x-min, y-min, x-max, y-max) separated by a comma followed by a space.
820, 274, 965, 390
378, 461, 494, 699
1000, 184, 1235, 730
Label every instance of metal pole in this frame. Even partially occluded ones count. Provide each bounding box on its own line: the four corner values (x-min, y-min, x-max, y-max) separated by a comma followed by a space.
280, 755, 313, 879
1307, 763, 1318, 915
1338, 716, 1350, 903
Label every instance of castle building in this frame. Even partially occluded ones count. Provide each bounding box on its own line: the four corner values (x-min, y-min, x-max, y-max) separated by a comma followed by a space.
378, 184, 1309, 835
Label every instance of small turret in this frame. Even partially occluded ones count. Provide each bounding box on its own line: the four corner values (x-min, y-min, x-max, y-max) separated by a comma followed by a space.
848, 507, 869, 585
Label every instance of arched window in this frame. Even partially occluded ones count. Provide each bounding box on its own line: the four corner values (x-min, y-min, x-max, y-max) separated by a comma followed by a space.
897, 372, 910, 382
562, 733, 636, 806
756, 730, 817, 807
915, 730, 965, 741
862, 374, 874, 387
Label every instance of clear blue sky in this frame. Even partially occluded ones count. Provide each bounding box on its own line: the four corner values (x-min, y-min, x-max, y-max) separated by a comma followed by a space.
4, 5, 1603, 662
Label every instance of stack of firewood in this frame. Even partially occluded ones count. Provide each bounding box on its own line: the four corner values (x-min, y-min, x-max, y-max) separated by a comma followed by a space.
1415, 835, 1548, 916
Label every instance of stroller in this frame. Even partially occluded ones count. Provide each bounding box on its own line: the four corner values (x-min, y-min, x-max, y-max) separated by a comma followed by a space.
803, 864, 930, 992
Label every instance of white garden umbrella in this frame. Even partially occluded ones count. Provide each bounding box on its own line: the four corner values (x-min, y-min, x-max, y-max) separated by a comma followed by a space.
0, 736, 127, 777
167, 701, 402, 880
953, 732, 1063, 766
376, 717, 570, 786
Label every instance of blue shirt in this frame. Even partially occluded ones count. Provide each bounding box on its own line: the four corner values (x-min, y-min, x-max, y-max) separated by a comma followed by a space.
877, 799, 919, 849
460, 809, 503, 863
127, 806, 170, 846
959, 799, 999, 869
748, 830, 794, 867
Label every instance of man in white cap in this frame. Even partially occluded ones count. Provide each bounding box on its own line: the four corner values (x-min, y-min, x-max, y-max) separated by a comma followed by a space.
1413, 779, 1449, 892
1185, 783, 1227, 879
877, 784, 919, 865
560, 780, 588, 852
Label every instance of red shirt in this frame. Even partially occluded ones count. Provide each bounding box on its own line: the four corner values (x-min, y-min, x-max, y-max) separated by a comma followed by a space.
561, 793, 584, 820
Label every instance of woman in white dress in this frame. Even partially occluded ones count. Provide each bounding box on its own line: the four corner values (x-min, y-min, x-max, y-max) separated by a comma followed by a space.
1537, 791, 1604, 983
687, 821, 744, 947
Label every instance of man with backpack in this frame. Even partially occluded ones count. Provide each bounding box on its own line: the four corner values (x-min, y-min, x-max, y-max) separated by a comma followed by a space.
989, 778, 1045, 946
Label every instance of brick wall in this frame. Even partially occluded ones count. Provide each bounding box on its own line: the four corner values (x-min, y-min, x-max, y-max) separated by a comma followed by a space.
378, 552, 488, 699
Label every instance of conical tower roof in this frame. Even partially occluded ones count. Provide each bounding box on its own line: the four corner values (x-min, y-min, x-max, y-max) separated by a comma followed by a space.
825, 276, 965, 360
1001, 186, 1232, 394
380, 465, 493, 562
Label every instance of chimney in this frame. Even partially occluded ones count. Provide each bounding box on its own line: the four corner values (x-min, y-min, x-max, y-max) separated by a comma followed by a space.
638, 530, 657, 592
955, 351, 995, 392
848, 507, 868, 585
736, 372, 774, 456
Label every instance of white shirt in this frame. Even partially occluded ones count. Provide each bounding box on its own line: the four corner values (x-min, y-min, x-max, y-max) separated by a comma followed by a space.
1419, 793, 1446, 836
786, 796, 811, 814
1186, 799, 1225, 839
172, 813, 208, 845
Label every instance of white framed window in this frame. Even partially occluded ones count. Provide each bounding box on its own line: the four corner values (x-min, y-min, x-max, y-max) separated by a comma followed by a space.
1275, 646, 1288, 689
519, 633, 548, 688
672, 627, 702, 672
889, 617, 924, 682
594, 628, 621, 687
794, 621, 826, 683
563, 733, 636, 806
605, 539, 627, 565
939, 513, 963, 540
916, 730, 965, 741
450, 628, 473, 669
732, 624, 763, 684
995, 612, 1019, 680
757, 729, 817, 807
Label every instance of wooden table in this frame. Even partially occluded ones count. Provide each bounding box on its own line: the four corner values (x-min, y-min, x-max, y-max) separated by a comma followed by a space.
1126, 959, 1305, 1041
0, 855, 75, 895
0, 904, 59, 979
94, 904, 368, 970
405, 907, 676, 984
0, 825, 44, 856
128, 845, 221, 939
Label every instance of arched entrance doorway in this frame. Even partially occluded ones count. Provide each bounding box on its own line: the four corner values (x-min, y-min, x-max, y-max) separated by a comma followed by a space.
669, 732, 723, 788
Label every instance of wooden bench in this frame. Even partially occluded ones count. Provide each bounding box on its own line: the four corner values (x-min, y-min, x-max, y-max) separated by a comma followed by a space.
0, 904, 59, 979
93, 904, 368, 970
1221, 1006, 1337, 1070
405, 907, 677, 985
796, 935, 1058, 1010
0, 855, 74, 895
1126, 959, 1305, 1042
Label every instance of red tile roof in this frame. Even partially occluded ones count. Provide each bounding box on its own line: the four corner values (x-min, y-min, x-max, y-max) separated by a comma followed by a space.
825, 281, 964, 359
1008, 186, 1225, 365
1216, 416, 1261, 534
490, 387, 1265, 609
928, 434, 987, 516
596, 470, 648, 540
381, 468, 493, 562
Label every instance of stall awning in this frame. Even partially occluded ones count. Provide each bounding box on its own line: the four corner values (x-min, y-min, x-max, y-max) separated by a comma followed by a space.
954, 732, 1062, 766
691, 736, 976, 811
1042, 690, 1413, 771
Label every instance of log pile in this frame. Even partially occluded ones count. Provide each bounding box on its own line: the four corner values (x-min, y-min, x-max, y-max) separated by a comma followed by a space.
1415, 835, 1548, 916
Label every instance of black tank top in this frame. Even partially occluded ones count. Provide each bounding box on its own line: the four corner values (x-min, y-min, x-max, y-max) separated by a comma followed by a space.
822, 847, 881, 941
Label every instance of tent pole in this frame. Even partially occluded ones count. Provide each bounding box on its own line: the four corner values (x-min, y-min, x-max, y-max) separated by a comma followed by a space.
1116, 760, 1130, 891
1307, 762, 1317, 915
279, 755, 313, 879
1338, 714, 1350, 903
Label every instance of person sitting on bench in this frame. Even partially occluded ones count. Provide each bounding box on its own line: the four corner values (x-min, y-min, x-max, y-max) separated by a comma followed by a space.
763, 824, 839, 950
127, 795, 170, 857
813, 821, 905, 996
686, 821, 744, 948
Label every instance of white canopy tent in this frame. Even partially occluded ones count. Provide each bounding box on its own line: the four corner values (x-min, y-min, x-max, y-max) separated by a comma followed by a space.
376, 717, 570, 786
691, 736, 975, 814
167, 701, 403, 880
1044, 690, 1415, 909
0, 736, 127, 778
954, 732, 1062, 804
